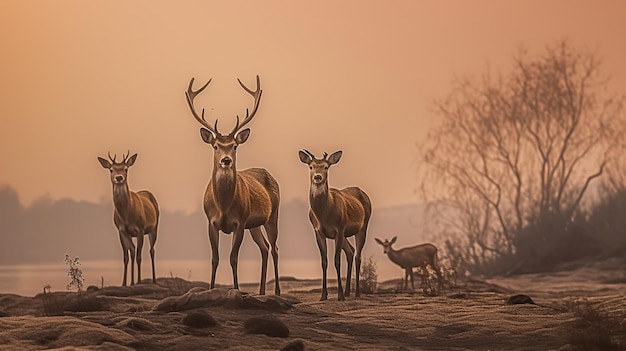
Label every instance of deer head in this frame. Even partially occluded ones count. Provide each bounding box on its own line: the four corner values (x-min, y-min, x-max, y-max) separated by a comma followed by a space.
185, 76, 262, 170
298, 150, 343, 186
375, 236, 398, 254
98, 151, 137, 185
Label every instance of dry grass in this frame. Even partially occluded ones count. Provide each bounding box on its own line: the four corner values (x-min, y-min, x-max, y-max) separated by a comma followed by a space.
567, 298, 626, 350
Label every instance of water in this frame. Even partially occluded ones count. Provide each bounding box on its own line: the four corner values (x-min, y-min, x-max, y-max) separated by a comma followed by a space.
0, 258, 401, 296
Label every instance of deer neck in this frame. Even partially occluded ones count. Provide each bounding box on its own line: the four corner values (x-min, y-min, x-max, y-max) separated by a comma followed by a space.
212, 167, 238, 210
386, 248, 402, 266
309, 183, 331, 216
112, 183, 132, 216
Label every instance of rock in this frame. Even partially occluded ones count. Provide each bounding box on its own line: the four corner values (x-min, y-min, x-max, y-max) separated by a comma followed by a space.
152, 288, 298, 312
281, 339, 305, 351
115, 317, 157, 332
64, 295, 110, 312
242, 294, 297, 311
244, 315, 289, 337
153, 288, 243, 312
182, 310, 218, 328
95, 284, 166, 298
506, 294, 535, 305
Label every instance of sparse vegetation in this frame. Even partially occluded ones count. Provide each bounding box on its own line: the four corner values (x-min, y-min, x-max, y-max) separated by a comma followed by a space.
418, 40, 626, 276
41, 284, 64, 316
568, 299, 626, 350
65, 254, 84, 293
439, 266, 458, 289
41, 256, 92, 315
169, 271, 192, 295
359, 256, 378, 294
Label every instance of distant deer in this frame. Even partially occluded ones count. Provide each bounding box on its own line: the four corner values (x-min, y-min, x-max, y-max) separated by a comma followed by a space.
185, 75, 280, 295
98, 152, 159, 286
375, 237, 443, 292
299, 150, 372, 301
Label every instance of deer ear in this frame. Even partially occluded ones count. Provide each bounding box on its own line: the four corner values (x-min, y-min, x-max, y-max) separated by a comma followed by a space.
126, 153, 137, 167
299, 150, 312, 164
375, 238, 384, 245
200, 128, 216, 145
97, 157, 111, 169
328, 150, 342, 165
390, 236, 397, 245
235, 128, 250, 144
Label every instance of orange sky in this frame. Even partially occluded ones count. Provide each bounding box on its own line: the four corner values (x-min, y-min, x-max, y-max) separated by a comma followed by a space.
1, 1, 625, 213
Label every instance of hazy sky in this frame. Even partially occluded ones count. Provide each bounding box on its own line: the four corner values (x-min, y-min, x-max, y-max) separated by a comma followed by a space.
2, 1, 625, 213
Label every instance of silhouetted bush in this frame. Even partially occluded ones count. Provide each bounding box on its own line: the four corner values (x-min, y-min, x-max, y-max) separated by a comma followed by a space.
446, 188, 626, 276
359, 256, 378, 294
511, 210, 600, 274
585, 188, 626, 257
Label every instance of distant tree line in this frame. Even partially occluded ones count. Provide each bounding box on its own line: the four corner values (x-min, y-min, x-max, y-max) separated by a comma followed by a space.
418, 40, 626, 276
0, 185, 426, 266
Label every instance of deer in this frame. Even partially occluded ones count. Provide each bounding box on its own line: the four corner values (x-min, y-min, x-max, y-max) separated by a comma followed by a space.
375, 236, 443, 292
98, 151, 159, 287
299, 150, 372, 301
185, 75, 280, 296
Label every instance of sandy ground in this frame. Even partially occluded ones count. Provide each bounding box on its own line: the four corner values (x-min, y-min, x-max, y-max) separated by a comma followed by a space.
1, 258, 625, 351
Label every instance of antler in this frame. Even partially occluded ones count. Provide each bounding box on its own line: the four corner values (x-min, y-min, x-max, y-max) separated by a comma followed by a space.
108, 151, 117, 163
231, 75, 262, 136
122, 150, 130, 163
186, 78, 219, 135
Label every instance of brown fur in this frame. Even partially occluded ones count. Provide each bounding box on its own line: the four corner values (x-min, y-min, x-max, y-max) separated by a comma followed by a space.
186, 76, 280, 295
375, 237, 443, 292
300, 150, 372, 301
98, 153, 159, 287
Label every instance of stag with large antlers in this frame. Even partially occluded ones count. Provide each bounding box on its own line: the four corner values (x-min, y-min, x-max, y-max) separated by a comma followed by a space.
375, 236, 443, 292
185, 75, 280, 295
98, 152, 159, 286
299, 150, 372, 301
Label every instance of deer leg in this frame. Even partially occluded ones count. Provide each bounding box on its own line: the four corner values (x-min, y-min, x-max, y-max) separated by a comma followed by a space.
208, 224, 220, 289
135, 231, 144, 284
403, 269, 409, 291
264, 217, 281, 295
315, 231, 328, 301
354, 232, 366, 298
410, 268, 416, 292
431, 259, 443, 290
342, 240, 354, 297
129, 239, 136, 286
149, 228, 157, 284
334, 231, 345, 301
249, 227, 269, 295
230, 227, 245, 290
119, 231, 130, 287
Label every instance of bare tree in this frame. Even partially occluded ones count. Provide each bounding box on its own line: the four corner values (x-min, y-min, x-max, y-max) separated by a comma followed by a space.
418, 41, 625, 274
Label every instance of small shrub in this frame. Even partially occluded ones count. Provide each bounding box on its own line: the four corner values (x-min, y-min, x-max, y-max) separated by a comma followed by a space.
568, 300, 626, 350
414, 266, 436, 295
359, 256, 378, 294
439, 266, 458, 289
65, 254, 84, 293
